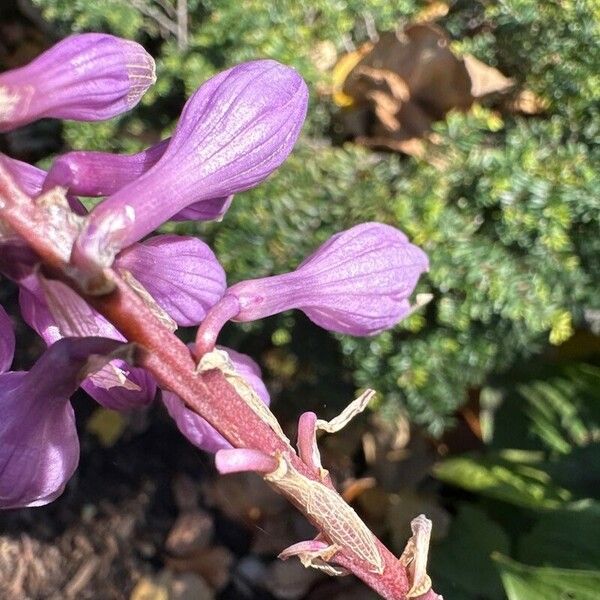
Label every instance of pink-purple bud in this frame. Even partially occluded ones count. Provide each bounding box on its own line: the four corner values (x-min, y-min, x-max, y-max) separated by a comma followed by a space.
73, 59, 308, 268
196, 223, 428, 352
0, 154, 45, 197
115, 234, 226, 326
43, 141, 231, 221
0, 33, 155, 132
43, 139, 169, 197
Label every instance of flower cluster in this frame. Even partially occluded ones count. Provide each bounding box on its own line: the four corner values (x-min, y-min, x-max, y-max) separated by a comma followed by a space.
0, 34, 428, 509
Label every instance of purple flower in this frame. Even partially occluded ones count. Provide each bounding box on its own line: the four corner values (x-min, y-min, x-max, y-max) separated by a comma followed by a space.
163, 346, 270, 453
0, 153, 87, 216
0, 331, 130, 508
42, 141, 232, 221
19, 274, 157, 411
0, 33, 155, 132
197, 223, 428, 351
0, 154, 45, 198
16, 227, 227, 410
73, 59, 308, 268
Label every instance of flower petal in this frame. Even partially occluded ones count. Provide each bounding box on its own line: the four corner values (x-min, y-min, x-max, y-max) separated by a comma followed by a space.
163, 346, 269, 453
74, 59, 308, 267
0, 33, 155, 132
115, 234, 226, 326
0, 336, 126, 508
19, 275, 156, 410
0, 304, 15, 373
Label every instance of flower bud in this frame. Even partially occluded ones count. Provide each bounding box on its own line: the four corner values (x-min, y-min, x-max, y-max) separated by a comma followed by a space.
44, 141, 231, 221
0, 33, 155, 132
115, 234, 226, 326
199, 223, 428, 344
74, 59, 308, 267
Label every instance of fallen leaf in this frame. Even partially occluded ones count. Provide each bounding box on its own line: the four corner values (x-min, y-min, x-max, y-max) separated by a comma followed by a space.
463, 54, 514, 98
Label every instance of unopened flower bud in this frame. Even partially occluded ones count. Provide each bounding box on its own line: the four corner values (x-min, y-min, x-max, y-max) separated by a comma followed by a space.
0, 33, 155, 132
196, 223, 428, 353
44, 141, 231, 221
74, 59, 308, 268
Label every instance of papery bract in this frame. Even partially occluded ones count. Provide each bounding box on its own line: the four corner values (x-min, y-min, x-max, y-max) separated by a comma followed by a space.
19, 275, 156, 411
0, 337, 126, 508
199, 222, 429, 343
163, 346, 269, 453
0, 33, 155, 132
74, 59, 308, 267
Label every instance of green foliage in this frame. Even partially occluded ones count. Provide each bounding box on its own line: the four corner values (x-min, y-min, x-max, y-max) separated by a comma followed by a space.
31, 0, 600, 431
429, 362, 600, 599
430, 504, 510, 600
494, 554, 600, 600
433, 450, 573, 509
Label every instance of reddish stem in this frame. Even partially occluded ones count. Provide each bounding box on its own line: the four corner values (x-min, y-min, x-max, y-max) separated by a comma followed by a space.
0, 164, 439, 600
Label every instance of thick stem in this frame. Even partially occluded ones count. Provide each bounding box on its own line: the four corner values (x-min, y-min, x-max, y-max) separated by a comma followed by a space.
0, 164, 438, 600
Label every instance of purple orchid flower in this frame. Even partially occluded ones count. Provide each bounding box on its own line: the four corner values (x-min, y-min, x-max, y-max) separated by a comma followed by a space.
0, 309, 132, 508
163, 346, 270, 453
0, 33, 155, 132
42, 141, 232, 222
196, 222, 429, 354
73, 59, 308, 268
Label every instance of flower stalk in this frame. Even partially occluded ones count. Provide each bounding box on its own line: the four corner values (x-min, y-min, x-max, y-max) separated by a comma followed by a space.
0, 162, 440, 600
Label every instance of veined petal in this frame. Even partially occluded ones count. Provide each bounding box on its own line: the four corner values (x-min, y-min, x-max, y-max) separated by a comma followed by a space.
225, 222, 429, 336
0, 304, 15, 373
0, 33, 155, 132
163, 346, 269, 453
74, 59, 308, 267
0, 336, 127, 509
19, 275, 156, 410
113, 234, 225, 326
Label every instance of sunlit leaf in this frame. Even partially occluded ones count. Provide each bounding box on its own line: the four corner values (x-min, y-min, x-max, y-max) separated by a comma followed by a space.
494, 553, 600, 600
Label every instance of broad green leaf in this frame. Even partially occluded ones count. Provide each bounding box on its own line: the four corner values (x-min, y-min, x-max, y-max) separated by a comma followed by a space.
518, 500, 600, 570
494, 553, 600, 600
430, 504, 509, 600
434, 452, 571, 509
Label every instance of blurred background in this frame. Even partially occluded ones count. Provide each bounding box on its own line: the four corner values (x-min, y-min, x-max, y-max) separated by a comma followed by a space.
1, 1, 599, 599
